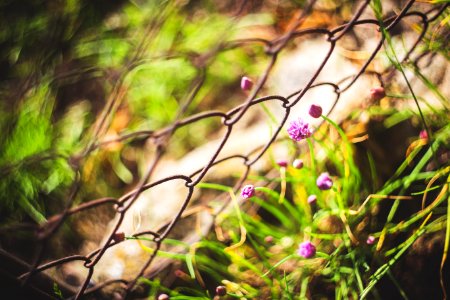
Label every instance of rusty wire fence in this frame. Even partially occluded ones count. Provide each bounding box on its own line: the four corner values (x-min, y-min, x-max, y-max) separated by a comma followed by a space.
9, 0, 449, 299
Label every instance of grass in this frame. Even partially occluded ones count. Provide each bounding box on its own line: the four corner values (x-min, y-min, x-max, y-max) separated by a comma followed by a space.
133, 4, 450, 297
135, 103, 449, 299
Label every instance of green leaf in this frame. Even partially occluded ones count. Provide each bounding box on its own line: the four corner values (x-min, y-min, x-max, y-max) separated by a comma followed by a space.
185, 253, 196, 279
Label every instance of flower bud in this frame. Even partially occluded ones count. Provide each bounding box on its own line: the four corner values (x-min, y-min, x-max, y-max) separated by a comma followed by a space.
241, 184, 255, 199
309, 104, 323, 118
264, 235, 274, 243
297, 241, 316, 258
366, 235, 376, 245
112, 232, 125, 243
419, 130, 428, 140
292, 159, 304, 169
316, 172, 333, 190
216, 285, 227, 296
240, 76, 253, 91
307, 195, 317, 204
369, 86, 386, 101
277, 160, 288, 168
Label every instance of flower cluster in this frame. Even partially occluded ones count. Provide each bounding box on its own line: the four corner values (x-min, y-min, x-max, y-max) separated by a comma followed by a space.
236, 104, 340, 262
287, 118, 312, 141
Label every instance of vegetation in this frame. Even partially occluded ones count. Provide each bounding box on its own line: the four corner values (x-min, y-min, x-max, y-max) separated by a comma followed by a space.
0, 1, 448, 299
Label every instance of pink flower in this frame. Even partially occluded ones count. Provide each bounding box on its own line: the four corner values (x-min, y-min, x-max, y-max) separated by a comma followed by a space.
277, 160, 288, 167
158, 294, 170, 300
264, 235, 274, 243
307, 195, 317, 204
297, 241, 316, 258
419, 130, 428, 140
287, 118, 312, 141
241, 76, 253, 91
369, 87, 386, 101
293, 159, 303, 169
241, 184, 255, 199
316, 172, 333, 190
309, 104, 323, 118
366, 235, 376, 245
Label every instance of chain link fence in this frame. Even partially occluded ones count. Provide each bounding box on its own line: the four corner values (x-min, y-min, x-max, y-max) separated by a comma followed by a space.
5, 0, 448, 299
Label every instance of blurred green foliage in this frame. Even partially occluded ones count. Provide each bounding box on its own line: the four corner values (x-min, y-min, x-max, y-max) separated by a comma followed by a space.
0, 0, 272, 223
0, 84, 75, 224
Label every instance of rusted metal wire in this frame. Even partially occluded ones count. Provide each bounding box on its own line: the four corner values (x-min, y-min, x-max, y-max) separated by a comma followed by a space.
10, 1, 449, 299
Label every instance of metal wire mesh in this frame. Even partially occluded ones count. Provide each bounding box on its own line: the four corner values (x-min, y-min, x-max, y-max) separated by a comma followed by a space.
9, 0, 449, 299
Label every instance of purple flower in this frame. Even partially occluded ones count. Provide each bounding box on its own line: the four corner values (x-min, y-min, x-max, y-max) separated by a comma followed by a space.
309, 104, 323, 118
307, 194, 317, 204
292, 159, 304, 169
241, 184, 255, 199
316, 172, 333, 190
366, 235, 376, 245
297, 241, 316, 258
277, 160, 288, 168
241, 76, 253, 91
369, 86, 386, 101
287, 118, 312, 141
